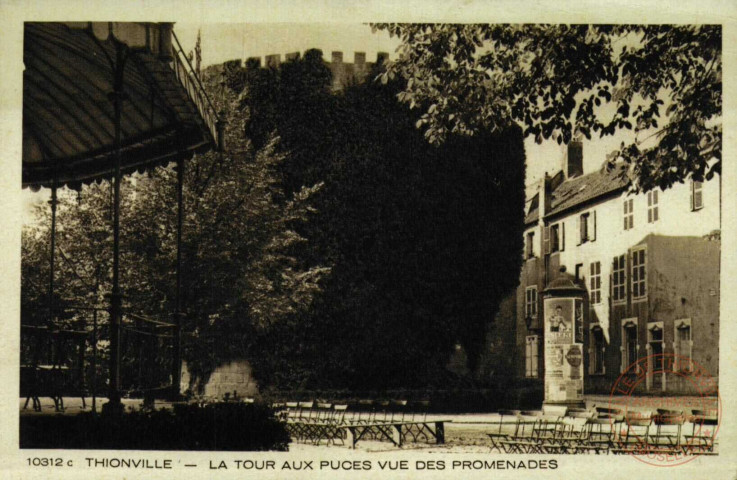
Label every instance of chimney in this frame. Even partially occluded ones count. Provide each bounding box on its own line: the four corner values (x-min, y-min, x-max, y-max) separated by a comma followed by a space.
285, 51, 300, 61
377, 52, 389, 64
332, 51, 343, 63
542, 173, 551, 218
354, 51, 366, 65
565, 140, 583, 179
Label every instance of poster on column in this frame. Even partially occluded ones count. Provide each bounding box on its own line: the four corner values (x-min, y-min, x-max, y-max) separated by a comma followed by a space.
544, 298, 584, 403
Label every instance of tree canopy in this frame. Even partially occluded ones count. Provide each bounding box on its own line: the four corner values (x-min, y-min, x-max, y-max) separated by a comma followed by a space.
22, 49, 527, 394
231, 51, 525, 390
21, 66, 328, 391
372, 24, 721, 192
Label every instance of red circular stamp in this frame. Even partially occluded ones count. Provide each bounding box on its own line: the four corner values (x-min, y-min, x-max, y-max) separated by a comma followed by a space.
607, 353, 720, 466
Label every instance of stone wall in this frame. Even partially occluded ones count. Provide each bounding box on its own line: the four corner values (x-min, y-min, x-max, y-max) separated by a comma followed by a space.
181, 360, 259, 400
247, 50, 389, 91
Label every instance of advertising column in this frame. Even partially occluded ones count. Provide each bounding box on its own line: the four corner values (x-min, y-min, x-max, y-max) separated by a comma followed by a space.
543, 297, 584, 404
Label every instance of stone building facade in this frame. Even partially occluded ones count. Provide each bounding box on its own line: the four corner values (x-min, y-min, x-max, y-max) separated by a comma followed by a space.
514, 142, 720, 396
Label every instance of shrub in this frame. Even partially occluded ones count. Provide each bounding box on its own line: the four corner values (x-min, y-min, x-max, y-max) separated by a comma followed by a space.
20, 402, 290, 451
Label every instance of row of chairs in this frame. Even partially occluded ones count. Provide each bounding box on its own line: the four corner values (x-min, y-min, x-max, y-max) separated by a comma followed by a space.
274, 400, 434, 445
275, 399, 430, 423
488, 406, 718, 455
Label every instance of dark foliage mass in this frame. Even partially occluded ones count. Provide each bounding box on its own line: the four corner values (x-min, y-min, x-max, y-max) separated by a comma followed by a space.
21, 48, 526, 395
232, 51, 525, 390
20, 402, 289, 450
373, 24, 721, 193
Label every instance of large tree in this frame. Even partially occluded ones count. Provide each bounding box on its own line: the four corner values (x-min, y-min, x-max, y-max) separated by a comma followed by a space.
20, 66, 328, 391
232, 51, 525, 390
373, 24, 721, 192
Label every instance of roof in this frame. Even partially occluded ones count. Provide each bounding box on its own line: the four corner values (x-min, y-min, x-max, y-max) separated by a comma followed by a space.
525, 193, 539, 225
525, 163, 629, 225
23, 22, 219, 190
544, 268, 585, 294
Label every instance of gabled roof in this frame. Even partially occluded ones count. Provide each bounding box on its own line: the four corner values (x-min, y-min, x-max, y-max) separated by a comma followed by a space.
548, 163, 628, 217
525, 163, 629, 225
524, 193, 539, 225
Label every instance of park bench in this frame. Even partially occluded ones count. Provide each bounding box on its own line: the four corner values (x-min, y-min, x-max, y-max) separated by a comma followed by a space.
21, 364, 82, 412
281, 399, 448, 448
340, 418, 449, 449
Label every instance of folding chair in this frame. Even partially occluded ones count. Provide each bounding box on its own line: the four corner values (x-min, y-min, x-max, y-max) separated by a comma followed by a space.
321, 404, 349, 446
612, 411, 652, 454
377, 400, 392, 423
595, 406, 623, 417
535, 414, 567, 453
649, 413, 685, 453
412, 400, 430, 422
488, 409, 519, 453
684, 409, 718, 454
587, 414, 623, 453
553, 417, 592, 453
354, 399, 376, 424
391, 399, 408, 422
403, 400, 433, 443
568, 408, 595, 419
502, 411, 544, 454
307, 403, 343, 445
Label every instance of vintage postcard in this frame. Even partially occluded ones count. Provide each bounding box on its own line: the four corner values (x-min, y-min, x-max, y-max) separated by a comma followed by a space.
0, 0, 735, 479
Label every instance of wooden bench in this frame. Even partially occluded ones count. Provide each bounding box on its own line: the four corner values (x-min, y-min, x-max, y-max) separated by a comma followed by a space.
340, 420, 450, 449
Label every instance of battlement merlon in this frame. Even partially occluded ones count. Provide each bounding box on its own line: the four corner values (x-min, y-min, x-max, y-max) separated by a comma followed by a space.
241, 50, 390, 91
245, 50, 389, 68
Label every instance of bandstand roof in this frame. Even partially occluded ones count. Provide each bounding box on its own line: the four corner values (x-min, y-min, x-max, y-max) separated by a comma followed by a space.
23, 22, 220, 190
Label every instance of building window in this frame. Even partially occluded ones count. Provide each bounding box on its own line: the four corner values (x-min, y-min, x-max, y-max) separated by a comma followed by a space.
526, 231, 535, 259
647, 322, 664, 372
589, 325, 606, 374
525, 286, 538, 320
647, 190, 659, 223
549, 223, 564, 253
631, 248, 646, 300
575, 263, 583, 282
621, 318, 639, 373
691, 181, 704, 211
623, 198, 634, 230
525, 335, 540, 378
578, 211, 596, 244
589, 261, 601, 304
674, 319, 693, 372
612, 254, 626, 303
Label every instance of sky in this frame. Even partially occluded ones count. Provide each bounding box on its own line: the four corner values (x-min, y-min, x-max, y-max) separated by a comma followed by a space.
23, 23, 635, 220
173, 23, 635, 191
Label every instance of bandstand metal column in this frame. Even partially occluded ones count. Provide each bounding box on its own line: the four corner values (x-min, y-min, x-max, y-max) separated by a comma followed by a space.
102, 41, 129, 415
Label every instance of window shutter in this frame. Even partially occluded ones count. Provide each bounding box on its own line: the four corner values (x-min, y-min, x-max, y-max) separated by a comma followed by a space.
577, 216, 582, 245
561, 222, 565, 251
543, 226, 550, 255
625, 252, 630, 301
591, 211, 596, 241
610, 257, 616, 300
692, 181, 703, 210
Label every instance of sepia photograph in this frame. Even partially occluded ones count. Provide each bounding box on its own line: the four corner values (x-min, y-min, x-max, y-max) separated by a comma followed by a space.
1, 1, 736, 479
